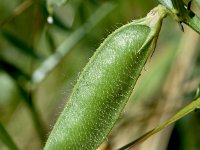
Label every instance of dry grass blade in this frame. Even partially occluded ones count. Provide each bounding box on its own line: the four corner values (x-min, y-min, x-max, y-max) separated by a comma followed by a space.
0, 0, 34, 27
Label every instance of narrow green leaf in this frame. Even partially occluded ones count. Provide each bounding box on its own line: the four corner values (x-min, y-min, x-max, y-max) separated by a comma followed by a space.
118, 97, 200, 150
0, 59, 30, 81
0, 122, 19, 150
195, 84, 200, 100
52, 13, 71, 30
0, 30, 40, 59
47, 0, 68, 15
171, 0, 187, 20
46, 30, 56, 53
17, 86, 47, 144
184, 12, 200, 34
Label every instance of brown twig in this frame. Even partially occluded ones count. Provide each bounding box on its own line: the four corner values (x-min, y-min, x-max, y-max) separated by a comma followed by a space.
0, 0, 34, 27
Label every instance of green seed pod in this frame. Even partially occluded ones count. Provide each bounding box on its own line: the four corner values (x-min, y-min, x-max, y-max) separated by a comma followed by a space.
45, 5, 167, 150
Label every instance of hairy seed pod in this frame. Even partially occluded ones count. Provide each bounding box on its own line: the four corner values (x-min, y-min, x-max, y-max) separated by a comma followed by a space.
45, 5, 167, 150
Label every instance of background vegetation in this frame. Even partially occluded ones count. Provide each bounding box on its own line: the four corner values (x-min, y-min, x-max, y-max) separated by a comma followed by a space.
0, 0, 200, 149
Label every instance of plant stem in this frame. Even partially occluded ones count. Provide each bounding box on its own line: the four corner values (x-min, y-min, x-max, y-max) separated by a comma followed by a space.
28, 101, 47, 144
118, 97, 200, 150
0, 122, 19, 150
18, 86, 47, 145
0, 0, 34, 27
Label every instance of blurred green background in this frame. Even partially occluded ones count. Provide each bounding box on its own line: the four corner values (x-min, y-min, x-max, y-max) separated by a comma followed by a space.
0, 0, 200, 150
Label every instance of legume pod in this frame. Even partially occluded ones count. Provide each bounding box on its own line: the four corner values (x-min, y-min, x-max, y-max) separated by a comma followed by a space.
45, 5, 167, 150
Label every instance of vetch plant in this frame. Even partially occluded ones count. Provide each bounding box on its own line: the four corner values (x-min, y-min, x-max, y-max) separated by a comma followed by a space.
44, 0, 200, 149
1, 0, 200, 150
45, 5, 167, 150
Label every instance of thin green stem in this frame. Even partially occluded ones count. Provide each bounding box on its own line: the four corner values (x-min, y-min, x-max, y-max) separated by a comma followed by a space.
118, 97, 200, 150
18, 86, 47, 144
0, 0, 34, 27
0, 122, 19, 150
28, 101, 47, 144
